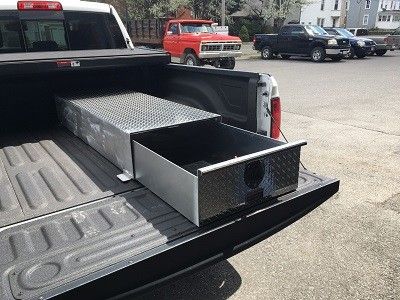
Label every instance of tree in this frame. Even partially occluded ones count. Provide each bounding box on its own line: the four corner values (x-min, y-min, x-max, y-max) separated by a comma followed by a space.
91, 0, 243, 22
239, 25, 250, 41
244, 0, 309, 27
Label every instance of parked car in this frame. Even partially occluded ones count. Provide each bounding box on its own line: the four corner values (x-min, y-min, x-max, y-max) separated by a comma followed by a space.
253, 25, 350, 62
0, 1, 339, 299
324, 27, 375, 58
131, 18, 242, 69
347, 27, 400, 56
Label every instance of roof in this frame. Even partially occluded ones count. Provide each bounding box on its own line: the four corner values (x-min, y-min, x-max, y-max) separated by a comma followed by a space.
0, 0, 111, 12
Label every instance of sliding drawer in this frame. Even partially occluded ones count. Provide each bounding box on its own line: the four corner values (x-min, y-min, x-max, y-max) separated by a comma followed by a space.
133, 121, 306, 226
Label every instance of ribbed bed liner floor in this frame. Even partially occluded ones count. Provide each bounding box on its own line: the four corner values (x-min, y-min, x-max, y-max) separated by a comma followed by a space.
0, 128, 140, 227
0, 188, 196, 300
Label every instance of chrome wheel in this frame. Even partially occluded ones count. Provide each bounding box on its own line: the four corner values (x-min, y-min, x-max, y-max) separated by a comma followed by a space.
262, 48, 270, 59
312, 49, 322, 61
186, 58, 195, 66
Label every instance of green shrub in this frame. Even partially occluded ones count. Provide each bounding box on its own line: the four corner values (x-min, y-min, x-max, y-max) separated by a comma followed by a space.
239, 25, 250, 42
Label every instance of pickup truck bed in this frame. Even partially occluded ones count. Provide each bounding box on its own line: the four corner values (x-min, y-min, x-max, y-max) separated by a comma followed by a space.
0, 48, 339, 300
0, 127, 337, 299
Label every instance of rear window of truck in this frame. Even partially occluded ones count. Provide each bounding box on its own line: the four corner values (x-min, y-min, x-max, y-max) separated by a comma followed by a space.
0, 11, 126, 53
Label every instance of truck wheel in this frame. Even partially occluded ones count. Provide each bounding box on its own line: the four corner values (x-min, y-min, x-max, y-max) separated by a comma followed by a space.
220, 58, 236, 69
261, 46, 273, 60
345, 47, 355, 59
184, 53, 200, 66
375, 50, 387, 56
310, 47, 326, 62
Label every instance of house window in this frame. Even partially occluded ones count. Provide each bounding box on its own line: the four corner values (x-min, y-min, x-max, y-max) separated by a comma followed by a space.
334, 0, 339, 10
332, 17, 339, 27
346, 0, 349, 10
365, 0, 371, 9
363, 14, 369, 25
321, 0, 325, 10
317, 18, 325, 26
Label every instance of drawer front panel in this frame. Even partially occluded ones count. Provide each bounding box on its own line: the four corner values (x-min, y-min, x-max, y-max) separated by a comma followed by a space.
197, 146, 302, 224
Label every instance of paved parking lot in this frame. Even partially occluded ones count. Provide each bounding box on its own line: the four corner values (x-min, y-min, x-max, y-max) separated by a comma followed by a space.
133, 52, 400, 300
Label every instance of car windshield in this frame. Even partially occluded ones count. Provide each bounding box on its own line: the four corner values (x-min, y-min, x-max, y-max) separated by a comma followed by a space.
304, 25, 329, 36
181, 23, 214, 33
335, 28, 354, 38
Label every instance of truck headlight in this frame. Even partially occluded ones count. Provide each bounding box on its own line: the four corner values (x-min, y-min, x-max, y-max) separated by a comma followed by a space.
357, 40, 366, 47
328, 39, 338, 45
201, 45, 207, 51
234, 44, 241, 50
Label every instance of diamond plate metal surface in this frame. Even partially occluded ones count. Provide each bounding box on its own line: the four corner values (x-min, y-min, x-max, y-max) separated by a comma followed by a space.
198, 147, 301, 224
56, 91, 219, 177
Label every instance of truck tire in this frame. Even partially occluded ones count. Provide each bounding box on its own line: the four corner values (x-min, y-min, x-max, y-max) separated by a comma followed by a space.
261, 46, 273, 60
310, 47, 326, 62
220, 58, 235, 69
184, 53, 200, 66
345, 47, 355, 59
375, 49, 387, 56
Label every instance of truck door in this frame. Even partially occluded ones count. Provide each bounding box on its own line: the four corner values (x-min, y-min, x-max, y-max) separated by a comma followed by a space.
163, 22, 180, 57
290, 26, 309, 55
277, 26, 291, 53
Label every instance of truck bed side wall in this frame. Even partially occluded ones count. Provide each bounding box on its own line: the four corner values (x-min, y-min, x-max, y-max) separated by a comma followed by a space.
0, 65, 258, 135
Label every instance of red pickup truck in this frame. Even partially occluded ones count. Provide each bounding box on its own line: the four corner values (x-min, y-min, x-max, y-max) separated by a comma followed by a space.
131, 19, 242, 69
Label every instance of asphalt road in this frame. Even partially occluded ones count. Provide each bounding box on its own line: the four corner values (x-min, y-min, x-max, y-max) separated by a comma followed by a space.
130, 52, 400, 300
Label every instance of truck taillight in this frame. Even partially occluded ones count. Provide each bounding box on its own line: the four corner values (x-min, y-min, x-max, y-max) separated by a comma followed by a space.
253, 36, 256, 44
17, 1, 63, 11
270, 97, 281, 139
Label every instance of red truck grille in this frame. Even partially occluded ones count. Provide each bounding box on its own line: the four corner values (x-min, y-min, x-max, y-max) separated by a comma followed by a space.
202, 43, 241, 52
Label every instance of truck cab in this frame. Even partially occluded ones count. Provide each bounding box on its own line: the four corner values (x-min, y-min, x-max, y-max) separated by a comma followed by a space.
163, 19, 242, 69
254, 25, 350, 62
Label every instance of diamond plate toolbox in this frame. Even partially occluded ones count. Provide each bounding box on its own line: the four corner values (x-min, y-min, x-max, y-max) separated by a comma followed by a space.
57, 91, 306, 226
56, 91, 220, 179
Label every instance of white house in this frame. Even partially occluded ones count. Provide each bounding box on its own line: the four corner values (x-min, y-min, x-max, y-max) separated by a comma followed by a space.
375, 0, 400, 29
300, 0, 345, 27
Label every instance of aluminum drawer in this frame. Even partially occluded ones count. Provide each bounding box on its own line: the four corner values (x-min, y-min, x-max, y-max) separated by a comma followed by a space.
133, 121, 306, 226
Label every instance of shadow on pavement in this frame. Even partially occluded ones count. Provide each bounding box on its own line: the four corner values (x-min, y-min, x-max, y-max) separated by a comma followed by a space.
125, 260, 242, 300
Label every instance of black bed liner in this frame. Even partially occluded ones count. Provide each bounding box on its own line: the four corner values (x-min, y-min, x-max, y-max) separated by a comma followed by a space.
0, 128, 139, 227
0, 48, 170, 77
0, 168, 338, 300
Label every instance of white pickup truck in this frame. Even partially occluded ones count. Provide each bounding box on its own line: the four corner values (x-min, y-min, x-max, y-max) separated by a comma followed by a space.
0, 1, 339, 299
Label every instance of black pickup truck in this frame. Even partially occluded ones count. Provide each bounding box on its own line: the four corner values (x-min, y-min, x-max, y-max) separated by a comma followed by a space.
254, 25, 351, 62
0, 2, 339, 300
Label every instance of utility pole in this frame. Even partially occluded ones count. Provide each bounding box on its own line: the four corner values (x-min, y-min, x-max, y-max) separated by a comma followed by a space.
339, 0, 347, 27
221, 0, 226, 26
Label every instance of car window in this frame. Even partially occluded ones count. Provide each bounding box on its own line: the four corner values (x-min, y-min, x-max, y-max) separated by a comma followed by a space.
168, 23, 179, 35
325, 29, 337, 35
290, 26, 305, 36
357, 29, 368, 36
22, 19, 68, 52
0, 11, 126, 53
180, 23, 214, 33
0, 16, 24, 53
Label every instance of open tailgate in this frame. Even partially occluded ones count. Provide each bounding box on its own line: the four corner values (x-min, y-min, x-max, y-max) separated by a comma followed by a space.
0, 170, 338, 300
